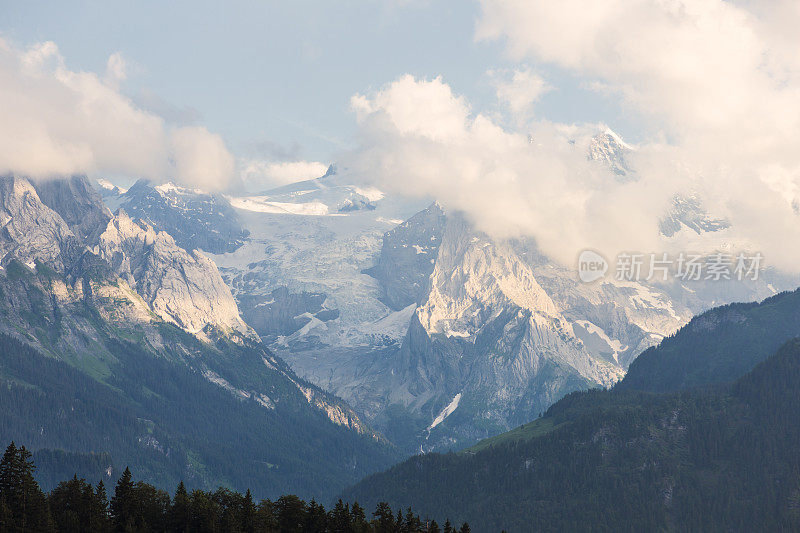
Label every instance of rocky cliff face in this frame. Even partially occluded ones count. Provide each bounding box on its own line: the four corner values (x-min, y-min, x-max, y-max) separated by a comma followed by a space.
33, 176, 112, 244
0, 174, 382, 448
588, 128, 633, 179
98, 211, 254, 337
1, 175, 253, 340
375, 214, 629, 449
0, 176, 77, 272
364, 202, 446, 311
119, 179, 249, 254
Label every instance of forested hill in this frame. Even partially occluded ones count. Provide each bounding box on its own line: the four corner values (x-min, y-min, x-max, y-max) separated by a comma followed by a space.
341, 338, 800, 532
619, 287, 800, 393
0, 443, 470, 532
0, 333, 397, 502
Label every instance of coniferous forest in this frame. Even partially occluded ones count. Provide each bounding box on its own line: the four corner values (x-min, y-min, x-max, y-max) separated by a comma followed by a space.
343, 338, 800, 532
0, 441, 469, 533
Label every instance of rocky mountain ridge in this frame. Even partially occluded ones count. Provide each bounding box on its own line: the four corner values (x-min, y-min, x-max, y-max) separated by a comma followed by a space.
0, 174, 381, 443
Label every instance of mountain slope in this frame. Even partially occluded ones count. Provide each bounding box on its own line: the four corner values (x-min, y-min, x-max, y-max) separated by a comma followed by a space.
0, 332, 395, 500
619, 287, 800, 393
342, 337, 800, 532
88, 129, 795, 456
0, 174, 398, 501
117, 179, 249, 254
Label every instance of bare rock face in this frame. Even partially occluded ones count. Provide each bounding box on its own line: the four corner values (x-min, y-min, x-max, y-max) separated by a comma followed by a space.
0, 176, 76, 271
588, 128, 633, 179
119, 179, 249, 254
383, 214, 626, 449
99, 210, 254, 338
364, 202, 446, 311
0, 175, 253, 341
33, 176, 112, 245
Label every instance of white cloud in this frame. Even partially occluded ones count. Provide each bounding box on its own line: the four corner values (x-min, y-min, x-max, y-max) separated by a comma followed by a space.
170, 126, 235, 192
0, 38, 234, 190
343, 2, 800, 272
105, 52, 127, 85
351, 75, 470, 143
346, 75, 672, 267
346, 63, 800, 273
472, 0, 800, 270
490, 67, 550, 117
239, 159, 329, 190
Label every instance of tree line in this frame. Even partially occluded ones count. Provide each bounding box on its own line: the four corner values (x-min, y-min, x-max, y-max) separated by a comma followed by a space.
0, 441, 469, 532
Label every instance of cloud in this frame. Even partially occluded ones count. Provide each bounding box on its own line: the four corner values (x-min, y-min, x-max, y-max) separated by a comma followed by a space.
351, 75, 470, 143
0, 38, 234, 190
105, 52, 127, 86
489, 67, 550, 117
131, 88, 202, 127
346, 2, 800, 272
346, 75, 674, 267
171, 126, 235, 192
239, 159, 329, 191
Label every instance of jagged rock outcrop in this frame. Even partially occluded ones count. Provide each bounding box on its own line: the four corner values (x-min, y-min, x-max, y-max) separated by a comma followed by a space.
381, 214, 626, 448
365, 202, 446, 310
658, 193, 730, 237
33, 176, 112, 244
0, 175, 252, 340
0, 176, 76, 272
119, 179, 249, 253
588, 128, 633, 179
98, 210, 254, 337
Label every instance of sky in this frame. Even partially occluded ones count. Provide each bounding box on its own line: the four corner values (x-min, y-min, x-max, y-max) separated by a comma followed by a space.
2, 0, 800, 271
0, 0, 637, 177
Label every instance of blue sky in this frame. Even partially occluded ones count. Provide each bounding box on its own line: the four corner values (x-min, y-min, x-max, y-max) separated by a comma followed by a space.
1, 0, 639, 165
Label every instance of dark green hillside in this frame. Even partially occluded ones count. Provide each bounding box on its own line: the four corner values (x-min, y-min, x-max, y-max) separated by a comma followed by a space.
619, 287, 800, 392
0, 333, 397, 502
342, 339, 800, 532
0, 442, 467, 532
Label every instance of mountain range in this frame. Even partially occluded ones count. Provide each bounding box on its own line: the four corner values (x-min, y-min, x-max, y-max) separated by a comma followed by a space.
2, 128, 797, 507
342, 286, 800, 531
0, 174, 395, 501
96, 129, 792, 454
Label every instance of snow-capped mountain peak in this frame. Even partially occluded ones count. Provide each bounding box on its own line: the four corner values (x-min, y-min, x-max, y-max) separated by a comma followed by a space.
416, 215, 559, 338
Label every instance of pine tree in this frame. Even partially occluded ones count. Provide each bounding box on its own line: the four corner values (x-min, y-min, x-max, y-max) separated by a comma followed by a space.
405, 507, 422, 533
92, 480, 110, 532
49, 475, 87, 532
304, 499, 327, 531
428, 519, 441, 533
254, 499, 278, 532
274, 495, 305, 533
330, 498, 352, 532
372, 501, 395, 533
169, 481, 191, 533
110, 467, 135, 531
459, 523, 471, 533
0, 442, 18, 499
0, 444, 52, 531
443, 519, 453, 533
350, 502, 370, 533
242, 488, 256, 533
